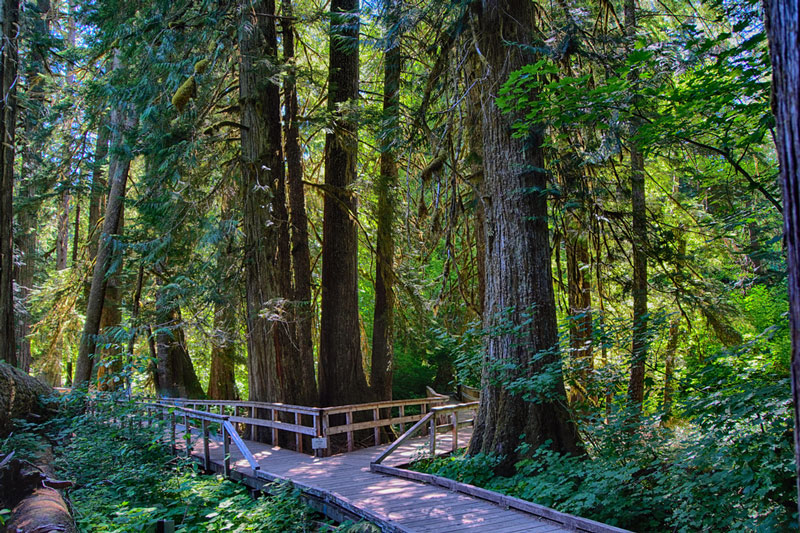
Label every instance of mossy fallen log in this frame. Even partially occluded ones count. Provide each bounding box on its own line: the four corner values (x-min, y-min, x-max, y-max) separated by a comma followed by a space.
0, 362, 52, 437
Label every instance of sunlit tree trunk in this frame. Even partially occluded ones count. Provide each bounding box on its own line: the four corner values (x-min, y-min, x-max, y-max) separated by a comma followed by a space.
0, 0, 20, 367
371, 0, 401, 402
762, 0, 800, 521
468, 0, 583, 474
74, 53, 132, 386
319, 0, 369, 406
625, 0, 649, 412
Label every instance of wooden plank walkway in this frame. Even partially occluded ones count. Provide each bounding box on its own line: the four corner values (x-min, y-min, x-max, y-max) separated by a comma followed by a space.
172, 425, 574, 532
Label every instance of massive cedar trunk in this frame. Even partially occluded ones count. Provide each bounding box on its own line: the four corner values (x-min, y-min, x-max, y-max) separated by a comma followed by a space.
282, 0, 317, 407
0, 0, 19, 367
74, 56, 132, 386
762, 0, 800, 520
15, 0, 50, 372
154, 285, 204, 399
468, 0, 582, 474
319, 0, 369, 407
625, 0, 648, 411
370, 0, 401, 402
240, 0, 283, 403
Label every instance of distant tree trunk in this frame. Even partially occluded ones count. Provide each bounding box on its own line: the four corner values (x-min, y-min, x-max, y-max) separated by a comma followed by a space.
319, 0, 369, 407
56, 192, 70, 271
625, 0, 648, 412
87, 120, 110, 265
95, 208, 124, 392
0, 0, 19, 367
762, 0, 800, 521
661, 318, 679, 424
71, 202, 80, 264
154, 271, 204, 399
371, 0, 401, 402
240, 0, 283, 404
282, 0, 317, 407
468, 0, 583, 474
15, 0, 50, 372
154, 298, 204, 399
208, 198, 238, 401
74, 54, 132, 387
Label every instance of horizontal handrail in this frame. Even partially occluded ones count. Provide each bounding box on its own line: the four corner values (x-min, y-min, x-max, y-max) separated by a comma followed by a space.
320, 397, 447, 416
371, 402, 479, 466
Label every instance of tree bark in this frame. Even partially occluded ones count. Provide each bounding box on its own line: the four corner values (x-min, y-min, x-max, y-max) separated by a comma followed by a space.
319, 0, 370, 407
240, 0, 283, 404
371, 0, 401, 402
0, 0, 20, 367
467, 0, 583, 474
0, 362, 51, 437
74, 54, 132, 387
282, 0, 317, 407
56, 191, 70, 270
14, 0, 50, 372
154, 283, 204, 399
625, 0, 649, 412
762, 0, 800, 522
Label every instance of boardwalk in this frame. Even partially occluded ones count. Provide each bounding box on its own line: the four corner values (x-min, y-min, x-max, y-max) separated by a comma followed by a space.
171, 423, 622, 533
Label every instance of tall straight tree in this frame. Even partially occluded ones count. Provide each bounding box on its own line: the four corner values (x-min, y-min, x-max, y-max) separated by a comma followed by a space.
74, 54, 132, 386
625, 0, 649, 411
370, 0, 401, 401
15, 0, 51, 371
763, 0, 800, 521
239, 0, 283, 403
281, 0, 317, 406
0, 0, 19, 367
467, 0, 582, 474
319, 0, 369, 406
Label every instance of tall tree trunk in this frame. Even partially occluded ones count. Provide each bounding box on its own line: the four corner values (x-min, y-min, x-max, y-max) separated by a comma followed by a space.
95, 208, 124, 392
14, 0, 50, 372
74, 54, 132, 387
87, 121, 110, 265
625, 0, 648, 411
762, 0, 800, 521
240, 0, 283, 404
0, 0, 19, 367
319, 0, 369, 407
371, 0, 401, 402
208, 198, 238, 401
282, 0, 317, 407
56, 193, 70, 271
467, 0, 582, 474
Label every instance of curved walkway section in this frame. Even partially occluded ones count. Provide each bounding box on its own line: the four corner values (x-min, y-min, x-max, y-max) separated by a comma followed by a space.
173, 426, 628, 533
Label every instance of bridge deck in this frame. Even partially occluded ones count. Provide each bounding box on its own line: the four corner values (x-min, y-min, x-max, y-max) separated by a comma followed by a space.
173, 425, 571, 532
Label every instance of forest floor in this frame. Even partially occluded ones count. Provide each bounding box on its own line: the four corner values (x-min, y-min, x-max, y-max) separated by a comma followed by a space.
0, 400, 375, 532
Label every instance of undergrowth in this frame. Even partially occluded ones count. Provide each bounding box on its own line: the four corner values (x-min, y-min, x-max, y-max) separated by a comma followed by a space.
7, 394, 374, 532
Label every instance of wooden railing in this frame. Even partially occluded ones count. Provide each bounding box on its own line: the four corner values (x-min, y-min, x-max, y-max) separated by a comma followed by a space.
371, 402, 479, 468
156, 395, 450, 457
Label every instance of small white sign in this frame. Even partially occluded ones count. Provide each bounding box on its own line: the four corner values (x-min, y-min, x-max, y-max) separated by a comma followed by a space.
311, 437, 328, 450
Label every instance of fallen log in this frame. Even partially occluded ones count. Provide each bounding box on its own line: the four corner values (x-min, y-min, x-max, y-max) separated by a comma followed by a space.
0, 362, 52, 437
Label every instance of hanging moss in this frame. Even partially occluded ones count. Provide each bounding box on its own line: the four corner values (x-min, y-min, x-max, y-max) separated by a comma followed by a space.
172, 76, 196, 113
194, 59, 210, 75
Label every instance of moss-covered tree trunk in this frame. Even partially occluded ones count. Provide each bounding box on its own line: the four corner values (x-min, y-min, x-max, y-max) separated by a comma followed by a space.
0, 363, 51, 436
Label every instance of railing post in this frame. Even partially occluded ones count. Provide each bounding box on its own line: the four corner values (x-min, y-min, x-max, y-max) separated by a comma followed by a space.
399, 405, 405, 433
184, 413, 191, 456
346, 411, 354, 452
294, 412, 302, 453
373, 407, 380, 446
451, 410, 458, 452
429, 415, 436, 456
170, 411, 176, 455
202, 418, 210, 471
322, 413, 330, 457
250, 406, 255, 441
271, 409, 278, 445
222, 422, 231, 477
